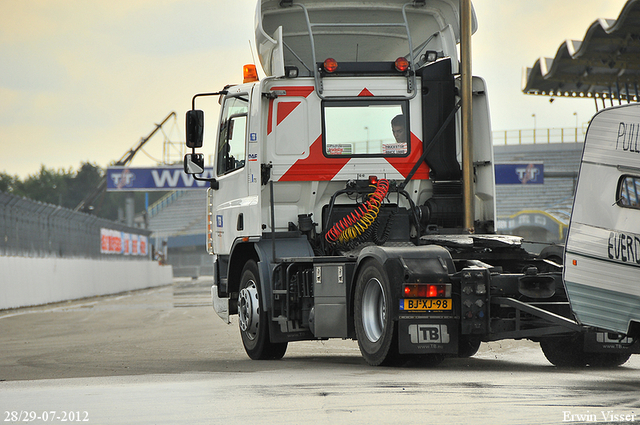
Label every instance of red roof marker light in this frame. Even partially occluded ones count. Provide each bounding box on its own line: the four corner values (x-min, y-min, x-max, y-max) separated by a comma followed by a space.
395, 57, 409, 72
324, 58, 338, 73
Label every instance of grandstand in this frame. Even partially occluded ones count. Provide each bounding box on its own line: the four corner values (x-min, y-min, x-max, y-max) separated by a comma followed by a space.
493, 138, 584, 243
148, 191, 206, 239
147, 190, 211, 278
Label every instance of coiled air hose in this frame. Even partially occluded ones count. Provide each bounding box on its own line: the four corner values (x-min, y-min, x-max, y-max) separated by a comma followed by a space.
325, 179, 390, 244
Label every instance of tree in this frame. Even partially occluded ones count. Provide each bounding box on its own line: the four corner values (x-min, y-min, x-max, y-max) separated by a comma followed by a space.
13, 165, 71, 206
1, 163, 169, 224
0, 172, 18, 194
65, 162, 103, 209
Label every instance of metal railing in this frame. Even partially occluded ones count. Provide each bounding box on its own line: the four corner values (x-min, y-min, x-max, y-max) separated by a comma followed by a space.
0, 192, 151, 259
493, 126, 587, 145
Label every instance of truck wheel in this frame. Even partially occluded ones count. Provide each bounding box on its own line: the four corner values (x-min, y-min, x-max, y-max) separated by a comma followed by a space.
540, 334, 586, 367
458, 336, 481, 358
238, 260, 287, 360
541, 334, 631, 367
539, 245, 564, 265
413, 354, 446, 367
354, 259, 399, 366
584, 352, 631, 368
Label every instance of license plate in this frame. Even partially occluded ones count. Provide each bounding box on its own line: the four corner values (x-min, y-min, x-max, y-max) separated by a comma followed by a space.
400, 299, 452, 311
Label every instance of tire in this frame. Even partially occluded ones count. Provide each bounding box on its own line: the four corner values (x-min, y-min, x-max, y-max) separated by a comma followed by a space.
458, 336, 481, 358
540, 334, 631, 368
584, 352, 631, 368
539, 245, 564, 265
413, 354, 446, 367
540, 334, 586, 367
238, 260, 287, 360
354, 259, 399, 366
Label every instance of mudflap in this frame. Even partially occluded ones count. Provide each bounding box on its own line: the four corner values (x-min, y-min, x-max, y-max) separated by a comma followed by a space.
398, 318, 459, 355
583, 331, 640, 354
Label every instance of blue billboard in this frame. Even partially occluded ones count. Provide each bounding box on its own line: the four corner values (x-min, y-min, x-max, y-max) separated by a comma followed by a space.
494, 163, 544, 185
106, 166, 214, 191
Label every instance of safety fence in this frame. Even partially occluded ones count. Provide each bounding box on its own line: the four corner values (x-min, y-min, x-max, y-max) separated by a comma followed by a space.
492, 126, 587, 145
0, 191, 151, 259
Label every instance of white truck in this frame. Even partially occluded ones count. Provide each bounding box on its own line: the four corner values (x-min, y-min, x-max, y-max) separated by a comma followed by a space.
183, 0, 639, 366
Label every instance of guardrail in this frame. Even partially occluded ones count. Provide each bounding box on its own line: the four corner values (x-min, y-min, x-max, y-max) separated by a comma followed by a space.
493, 126, 587, 145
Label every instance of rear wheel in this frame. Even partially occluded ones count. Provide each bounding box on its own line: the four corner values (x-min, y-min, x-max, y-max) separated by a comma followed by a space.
584, 352, 631, 368
238, 260, 287, 360
540, 334, 586, 367
540, 334, 630, 368
413, 354, 446, 367
458, 336, 481, 358
354, 260, 399, 366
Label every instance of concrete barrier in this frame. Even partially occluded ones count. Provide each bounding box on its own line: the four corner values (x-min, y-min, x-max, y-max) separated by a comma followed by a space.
0, 256, 173, 310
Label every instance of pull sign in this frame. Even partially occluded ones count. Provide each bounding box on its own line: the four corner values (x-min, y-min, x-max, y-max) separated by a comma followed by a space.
315, 266, 322, 284
338, 266, 344, 284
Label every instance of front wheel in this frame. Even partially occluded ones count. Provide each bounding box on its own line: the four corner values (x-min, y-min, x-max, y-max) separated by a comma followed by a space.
354, 259, 399, 366
238, 260, 287, 360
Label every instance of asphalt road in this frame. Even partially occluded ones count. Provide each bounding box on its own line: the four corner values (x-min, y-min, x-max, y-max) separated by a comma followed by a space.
1, 278, 639, 424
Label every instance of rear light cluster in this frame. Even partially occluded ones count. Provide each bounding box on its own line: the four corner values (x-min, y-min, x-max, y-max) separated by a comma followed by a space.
404, 283, 451, 298
322, 57, 411, 73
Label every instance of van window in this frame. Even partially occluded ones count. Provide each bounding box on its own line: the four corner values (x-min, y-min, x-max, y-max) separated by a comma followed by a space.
217, 96, 248, 176
617, 175, 640, 209
322, 100, 409, 157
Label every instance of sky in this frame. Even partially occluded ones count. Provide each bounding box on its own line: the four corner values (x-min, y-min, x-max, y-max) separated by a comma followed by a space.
0, 0, 631, 179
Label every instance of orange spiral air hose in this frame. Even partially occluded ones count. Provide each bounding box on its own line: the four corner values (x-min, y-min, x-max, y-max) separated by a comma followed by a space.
325, 179, 389, 244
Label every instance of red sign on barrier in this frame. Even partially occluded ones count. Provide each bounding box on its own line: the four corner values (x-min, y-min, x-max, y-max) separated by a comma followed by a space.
100, 228, 148, 256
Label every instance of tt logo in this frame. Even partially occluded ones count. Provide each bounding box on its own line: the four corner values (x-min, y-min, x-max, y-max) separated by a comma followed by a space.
111, 171, 136, 188
515, 164, 541, 184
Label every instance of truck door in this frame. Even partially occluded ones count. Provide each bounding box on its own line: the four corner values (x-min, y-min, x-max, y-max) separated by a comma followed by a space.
211, 92, 251, 256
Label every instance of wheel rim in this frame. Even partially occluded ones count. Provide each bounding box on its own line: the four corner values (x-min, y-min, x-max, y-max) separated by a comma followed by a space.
238, 281, 260, 339
361, 277, 386, 342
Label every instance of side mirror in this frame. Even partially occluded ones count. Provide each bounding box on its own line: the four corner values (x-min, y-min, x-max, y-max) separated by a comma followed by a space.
186, 110, 204, 148
184, 153, 204, 175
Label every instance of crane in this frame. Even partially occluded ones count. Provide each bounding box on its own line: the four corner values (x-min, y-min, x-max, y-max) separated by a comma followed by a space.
74, 111, 177, 213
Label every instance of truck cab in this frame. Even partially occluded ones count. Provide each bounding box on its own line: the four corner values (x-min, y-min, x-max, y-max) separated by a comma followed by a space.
203, 0, 494, 259
184, 0, 639, 367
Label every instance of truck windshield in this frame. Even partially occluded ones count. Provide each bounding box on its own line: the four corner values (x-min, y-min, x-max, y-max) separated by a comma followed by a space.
322, 100, 409, 157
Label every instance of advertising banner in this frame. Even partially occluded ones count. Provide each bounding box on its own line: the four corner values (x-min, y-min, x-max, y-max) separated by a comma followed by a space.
495, 163, 544, 185
106, 166, 214, 191
100, 228, 148, 256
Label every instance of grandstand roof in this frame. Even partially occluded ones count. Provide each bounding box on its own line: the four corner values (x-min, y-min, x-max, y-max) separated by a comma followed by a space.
522, 0, 640, 101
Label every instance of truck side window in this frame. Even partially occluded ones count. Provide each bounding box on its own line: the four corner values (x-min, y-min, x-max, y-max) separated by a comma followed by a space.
617, 175, 640, 209
322, 100, 409, 157
217, 96, 248, 176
